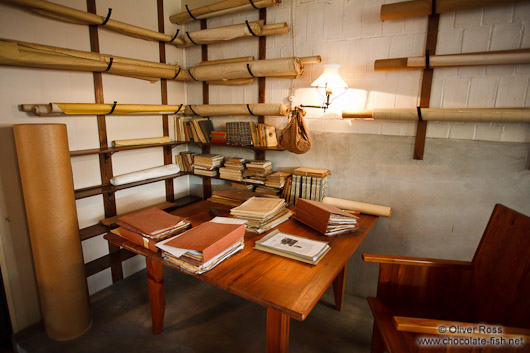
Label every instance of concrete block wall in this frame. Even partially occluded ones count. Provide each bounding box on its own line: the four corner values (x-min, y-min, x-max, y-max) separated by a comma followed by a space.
185, 0, 530, 143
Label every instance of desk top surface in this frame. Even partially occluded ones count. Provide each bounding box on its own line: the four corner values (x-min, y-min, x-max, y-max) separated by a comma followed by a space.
105, 200, 378, 321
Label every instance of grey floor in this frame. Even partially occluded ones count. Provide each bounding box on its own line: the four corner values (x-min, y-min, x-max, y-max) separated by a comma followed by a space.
13, 267, 373, 353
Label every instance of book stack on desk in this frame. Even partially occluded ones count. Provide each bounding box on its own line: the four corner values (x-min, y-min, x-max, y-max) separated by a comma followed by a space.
254, 229, 330, 265
193, 154, 224, 177
294, 198, 358, 236
156, 217, 246, 274
219, 157, 246, 182
288, 167, 331, 204
208, 187, 259, 207
230, 197, 292, 234
243, 160, 273, 184
114, 207, 192, 252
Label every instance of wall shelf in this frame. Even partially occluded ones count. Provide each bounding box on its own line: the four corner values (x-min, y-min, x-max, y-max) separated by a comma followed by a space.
74, 172, 188, 200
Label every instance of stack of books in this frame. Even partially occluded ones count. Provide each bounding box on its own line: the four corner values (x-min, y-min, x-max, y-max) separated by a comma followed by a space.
254, 186, 280, 197
219, 157, 246, 182
208, 187, 258, 207
175, 117, 214, 143
294, 198, 358, 236
114, 207, 191, 252
265, 171, 291, 188
193, 154, 224, 177
230, 197, 292, 234
243, 160, 273, 184
175, 151, 196, 172
226, 122, 253, 146
156, 217, 246, 274
254, 229, 330, 265
288, 167, 331, 205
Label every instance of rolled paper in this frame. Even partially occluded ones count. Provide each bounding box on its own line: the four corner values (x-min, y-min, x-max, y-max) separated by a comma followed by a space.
177, 21, 289, 47
375, 49, 530, 71
170, 0, 282, 24
342, 108, 530, 123
0, 38, 181, 82
322, 196, 391, 217
112, 136, 171, 147
2, 0, 185, 45
110, 164, 181, 186
13, 124, 91, 340
20, 103, 186, 116
183, 103, 290, 117
380, 0, 524, 21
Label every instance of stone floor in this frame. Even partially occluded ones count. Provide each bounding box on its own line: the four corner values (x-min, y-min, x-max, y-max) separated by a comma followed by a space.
13, 267, 373, 353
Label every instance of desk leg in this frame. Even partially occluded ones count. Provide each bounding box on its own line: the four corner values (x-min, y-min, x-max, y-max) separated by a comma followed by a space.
332, 265, 346, 311
146, 257, 165, 335
266, 308, 290, 353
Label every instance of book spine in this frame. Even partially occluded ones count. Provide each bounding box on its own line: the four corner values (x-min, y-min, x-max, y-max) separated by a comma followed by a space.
301, 176, 307, 199
118, 228, 158, 252
320, 177, 327, 201
306, 176, 312, 200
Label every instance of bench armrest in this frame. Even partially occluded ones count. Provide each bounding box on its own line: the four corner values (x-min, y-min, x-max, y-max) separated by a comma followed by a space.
393, 316, 530, 340
363, 253, 473, 270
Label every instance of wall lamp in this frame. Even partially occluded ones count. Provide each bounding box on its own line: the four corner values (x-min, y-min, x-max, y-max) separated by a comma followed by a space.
300, 64, 348, 111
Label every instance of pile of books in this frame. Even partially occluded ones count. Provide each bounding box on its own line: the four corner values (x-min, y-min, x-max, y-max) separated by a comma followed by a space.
287, 167, 331, 205
265, 171, 290, 188
174, 151, 196, 173
193, 154, 224, 177
208, 187, 258, 207
114, 207, 191, 252
219, 157, 246, 182
175, 117, 214, 143
156, 217, 246, 274
230, 197, 292, 234
255, 186, 280, 197
254, 229, 330, 265
294, 198, 358, 236
243, 160, 273, 184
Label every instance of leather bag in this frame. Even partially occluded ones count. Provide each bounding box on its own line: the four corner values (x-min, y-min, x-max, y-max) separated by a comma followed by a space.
278, 108, 312, 154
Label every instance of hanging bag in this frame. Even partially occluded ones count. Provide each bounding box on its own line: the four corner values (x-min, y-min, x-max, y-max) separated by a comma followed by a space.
278, 108, 312, 154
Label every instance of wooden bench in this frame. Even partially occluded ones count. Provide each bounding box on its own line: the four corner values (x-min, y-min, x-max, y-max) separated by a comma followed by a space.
363, 204, 530, 353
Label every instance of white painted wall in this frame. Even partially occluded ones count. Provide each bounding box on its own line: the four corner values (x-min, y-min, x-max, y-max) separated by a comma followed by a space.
0, 0, 186, 331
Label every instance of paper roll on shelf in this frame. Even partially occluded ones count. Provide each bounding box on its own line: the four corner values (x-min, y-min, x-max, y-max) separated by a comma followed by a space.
1, 0, 184, 45
183, 104, 290, 117
112, 136, 171, 147
380, 0, 524, 21
13, 124, 91, 340
322, 197, 391, 217
342, 108, 530, 123
20, 103, 186, 116
170, 0, 282, 24
110, 164, 181, 186
375, 49, 530, 71
176, 20, 289, 47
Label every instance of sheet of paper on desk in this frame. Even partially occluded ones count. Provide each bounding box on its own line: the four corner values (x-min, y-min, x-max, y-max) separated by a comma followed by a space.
210, 217, 248, 224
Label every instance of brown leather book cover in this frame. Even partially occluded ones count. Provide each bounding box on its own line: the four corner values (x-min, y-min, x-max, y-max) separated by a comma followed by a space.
118, 207, 185, 236
163, 222, 245, 263
294, 198, 357, 234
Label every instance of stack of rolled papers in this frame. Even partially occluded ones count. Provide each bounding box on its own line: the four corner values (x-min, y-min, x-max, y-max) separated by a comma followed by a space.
230, 197, 292, 234
110, 164, 180, 186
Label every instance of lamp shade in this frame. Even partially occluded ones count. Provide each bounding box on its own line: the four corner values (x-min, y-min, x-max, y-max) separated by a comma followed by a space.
311, 64, 348, 89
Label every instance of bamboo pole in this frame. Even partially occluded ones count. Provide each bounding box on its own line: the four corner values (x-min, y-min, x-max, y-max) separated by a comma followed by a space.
206, 78, 255, 85
299, 56, 322, 64
200, 56, 254, 66
342, 108, 530, 123
0, 0, 185, 45
170, 0, 281, 24
176, 20, 289, 47
0, 38, 181, 81
375, 49, 530, 71
183, 104, 290, 116
380, 0, 525, 21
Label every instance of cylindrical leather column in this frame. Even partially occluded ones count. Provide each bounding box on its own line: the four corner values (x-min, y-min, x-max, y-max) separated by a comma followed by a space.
13, 124, 91, 340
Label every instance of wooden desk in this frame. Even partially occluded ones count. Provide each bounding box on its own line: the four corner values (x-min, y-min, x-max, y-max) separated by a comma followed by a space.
104, 200, 378, 353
